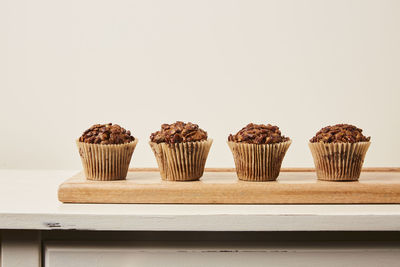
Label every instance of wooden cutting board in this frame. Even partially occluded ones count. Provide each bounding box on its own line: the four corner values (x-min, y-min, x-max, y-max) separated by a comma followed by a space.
58, 168, 400, 204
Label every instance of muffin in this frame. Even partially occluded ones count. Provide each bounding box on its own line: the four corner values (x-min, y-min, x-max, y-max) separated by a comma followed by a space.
228, 123, 292, 181
149, 121, 213, 181
77, 123, 138, 181
309, 124, 371, 181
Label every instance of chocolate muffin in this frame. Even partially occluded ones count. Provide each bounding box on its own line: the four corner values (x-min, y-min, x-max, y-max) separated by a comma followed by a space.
77, 123, 138, 181
228, 123, 290, 144
79, 123, 135, 144
149, 121, 213, 181
150, 121, 207, 144
309, 124, 371, 181
228, 123, 292, 181
310, 124, 370, 143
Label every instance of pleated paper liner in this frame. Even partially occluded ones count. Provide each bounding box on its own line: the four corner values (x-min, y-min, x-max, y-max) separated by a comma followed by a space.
76, 139, 138, 181
149, 139, 213, 181
308, 141, 371, 181
228, 140, 292, 182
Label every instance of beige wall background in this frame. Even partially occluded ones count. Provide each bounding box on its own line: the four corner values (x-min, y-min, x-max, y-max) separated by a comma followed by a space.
0, 0, 399, 170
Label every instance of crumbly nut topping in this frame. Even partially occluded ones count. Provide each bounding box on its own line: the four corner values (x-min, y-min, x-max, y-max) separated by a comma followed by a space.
79, 123, 135, 144
228, 123, 290, 144
310, 124, 370, 143
150, 121, 208, 144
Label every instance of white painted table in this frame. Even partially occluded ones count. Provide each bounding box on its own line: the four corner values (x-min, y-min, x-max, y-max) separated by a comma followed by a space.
1, 170, 400, 267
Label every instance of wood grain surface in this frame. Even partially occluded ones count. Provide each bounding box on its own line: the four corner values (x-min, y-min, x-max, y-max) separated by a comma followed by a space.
58, 168, 400, 204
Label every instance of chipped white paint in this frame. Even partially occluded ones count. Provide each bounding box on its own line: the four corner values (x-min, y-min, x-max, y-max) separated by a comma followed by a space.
1, 170, 400, 231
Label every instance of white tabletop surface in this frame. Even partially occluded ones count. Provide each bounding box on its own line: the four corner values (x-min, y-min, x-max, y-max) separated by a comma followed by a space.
1, 169, 400, 231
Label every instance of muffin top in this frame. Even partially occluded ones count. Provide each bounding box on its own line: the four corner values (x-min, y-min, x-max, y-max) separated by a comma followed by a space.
79, 123, 135, 144
150, 121, 208, 144
310, 124, 370, 143
228, 123, 290, 144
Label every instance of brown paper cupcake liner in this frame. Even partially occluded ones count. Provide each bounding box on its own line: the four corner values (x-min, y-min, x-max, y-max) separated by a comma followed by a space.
309, 141, 370, 181
228, 140, 292, 182
77, 139, 138, 181
149, 139, 213, 181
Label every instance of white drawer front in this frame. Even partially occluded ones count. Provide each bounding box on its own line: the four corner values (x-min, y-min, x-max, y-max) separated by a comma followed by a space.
45, 243, 400, 267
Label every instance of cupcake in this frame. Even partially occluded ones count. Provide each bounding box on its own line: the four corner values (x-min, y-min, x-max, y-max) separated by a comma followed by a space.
309, 124, 371, 181
77, 123, 138, 181
149, 121, 213, 181
228, 123, 292, 181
